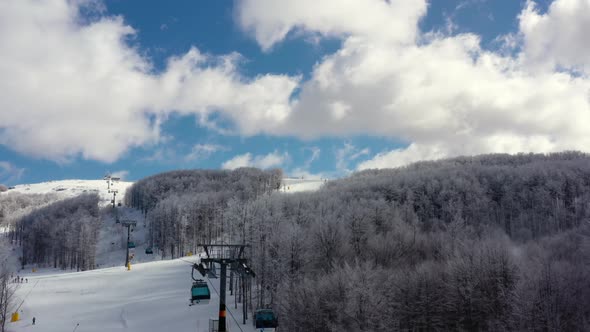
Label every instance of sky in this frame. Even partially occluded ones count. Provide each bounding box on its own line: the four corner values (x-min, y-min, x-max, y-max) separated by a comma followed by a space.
1, 0, 589, 185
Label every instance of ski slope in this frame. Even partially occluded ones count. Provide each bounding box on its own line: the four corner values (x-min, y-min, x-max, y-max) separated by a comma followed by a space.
9, 258, 258, 332
280, 177, 326, 193
1, 179, 133, 207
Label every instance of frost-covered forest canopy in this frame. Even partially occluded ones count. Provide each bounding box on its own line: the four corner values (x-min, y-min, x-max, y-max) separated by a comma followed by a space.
119, 152, 590, 331
11, 194, 100, 271
125, 168, 283, 258
2, 153, 590, 331
0, 192, 60, 234
216, 152, 590, 331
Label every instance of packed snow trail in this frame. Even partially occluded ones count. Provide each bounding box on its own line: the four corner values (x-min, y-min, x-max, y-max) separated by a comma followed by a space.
10, 259, 257, 332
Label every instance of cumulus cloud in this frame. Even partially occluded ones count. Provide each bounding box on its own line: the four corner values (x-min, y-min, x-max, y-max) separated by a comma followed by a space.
237, 0, 590, 169
221, 151, 289, 170
0, 0, 297, 163
4, 0, 590, 172
520, 0, 590, 74
236, 0, 426, 51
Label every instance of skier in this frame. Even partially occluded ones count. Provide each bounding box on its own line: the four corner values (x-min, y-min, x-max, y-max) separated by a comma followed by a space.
32, 317, 36, 325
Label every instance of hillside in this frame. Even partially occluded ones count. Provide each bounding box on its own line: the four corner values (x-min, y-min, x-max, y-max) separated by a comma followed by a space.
4, 155, 590, 331
1, 179, 133, 207
9, 257, 259, 332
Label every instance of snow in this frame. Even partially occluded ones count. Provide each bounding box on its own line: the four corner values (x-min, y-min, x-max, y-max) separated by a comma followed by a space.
5, 206, 257, 332
1, 176, 326, 203
1, 179, 133, 207
280, 177, 326, 193
8, 258, 259, 332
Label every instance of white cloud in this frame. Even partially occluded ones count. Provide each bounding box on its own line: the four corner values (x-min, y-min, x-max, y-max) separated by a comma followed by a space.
236, 0, 427, 51
185, 143, 227, 161
0, 161, 25, 184
0, 0, 298, 163
111, 170, 129, 180
357, 144, 450, 170
238, 0, 590, 169
520, 0, 590, 74
221, 151, 289, 170
3, 0, 590, 171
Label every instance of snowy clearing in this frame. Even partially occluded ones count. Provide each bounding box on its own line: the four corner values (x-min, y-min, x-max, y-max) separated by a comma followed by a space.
280, 178, 326, 192
8, 258, 258, 332
1, 179, 133, 207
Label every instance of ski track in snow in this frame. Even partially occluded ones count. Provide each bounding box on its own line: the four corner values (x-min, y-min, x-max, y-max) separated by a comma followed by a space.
120, 308, 128, 329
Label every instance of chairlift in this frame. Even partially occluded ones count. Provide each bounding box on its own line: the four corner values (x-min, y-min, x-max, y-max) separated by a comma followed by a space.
127, 241, 136, 249
145, 247, 153, 255
190, 280, 211, 305
190, 263, 211, 305
254, 308, 278, 330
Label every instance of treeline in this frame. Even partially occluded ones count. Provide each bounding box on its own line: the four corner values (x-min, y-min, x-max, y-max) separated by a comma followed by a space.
124, 168, 282, 214
12, 194, 100, 271
115, 152, 590, 330
124, 168, 282, 258
326, 151, 590, 240
217, 152, 590, 331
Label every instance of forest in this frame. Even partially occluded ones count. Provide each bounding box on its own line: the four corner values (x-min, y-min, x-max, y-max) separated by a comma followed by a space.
2, 152, 590, 330
0, 192, 59, 229
125, 167, 282, 258
10, 194, 100, 271
127, 152, 590, 331
230, 152, 590, 331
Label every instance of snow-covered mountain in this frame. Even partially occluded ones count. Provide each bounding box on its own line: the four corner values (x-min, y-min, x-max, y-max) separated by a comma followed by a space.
1, 179, 133, 207
1, 176, 324, 202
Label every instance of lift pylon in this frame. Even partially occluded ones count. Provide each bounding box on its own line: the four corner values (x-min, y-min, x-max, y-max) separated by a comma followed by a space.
195, 244, 254, 332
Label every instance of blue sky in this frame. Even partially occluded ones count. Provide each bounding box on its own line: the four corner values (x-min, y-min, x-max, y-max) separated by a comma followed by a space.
1, 0, 589, 185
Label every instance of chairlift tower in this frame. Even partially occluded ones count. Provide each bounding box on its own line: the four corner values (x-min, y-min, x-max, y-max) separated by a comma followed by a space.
120, 219, 137, 268
104, 174, 120, 208
194, 244, 254, 332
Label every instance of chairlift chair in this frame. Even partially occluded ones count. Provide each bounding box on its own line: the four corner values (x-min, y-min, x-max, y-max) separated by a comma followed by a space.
127, 241, 135, 249
190, 280, 210, 305
254, 308, 278, 330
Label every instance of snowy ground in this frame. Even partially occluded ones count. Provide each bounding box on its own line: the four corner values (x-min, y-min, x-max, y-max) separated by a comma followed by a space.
8, 257, 258, 332
2, 177, 325, 202
1, 179, 133, 207
280, 177, 326, 193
